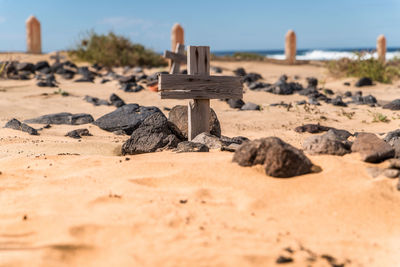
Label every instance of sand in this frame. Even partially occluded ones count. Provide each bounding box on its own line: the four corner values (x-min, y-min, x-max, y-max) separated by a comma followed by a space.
1, 53, 400, 266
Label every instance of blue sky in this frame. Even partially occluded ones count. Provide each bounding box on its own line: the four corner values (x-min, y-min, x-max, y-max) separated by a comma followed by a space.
0, 0, 399, 53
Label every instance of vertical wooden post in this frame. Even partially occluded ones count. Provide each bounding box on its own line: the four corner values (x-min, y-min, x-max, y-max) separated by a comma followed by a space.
171, 43, 185, 74
377, 34, 386, 63
26, 16, 41, 54
285, 30, 296, 65
187, 46, 210, 141
170, 23, 184, 70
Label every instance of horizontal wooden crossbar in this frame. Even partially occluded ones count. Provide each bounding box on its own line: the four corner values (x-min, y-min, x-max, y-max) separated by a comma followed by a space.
159, 74, 243, 99
164, 50, 187, 63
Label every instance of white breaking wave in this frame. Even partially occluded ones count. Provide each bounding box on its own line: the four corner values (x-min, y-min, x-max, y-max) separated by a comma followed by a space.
267, 50, 400, 61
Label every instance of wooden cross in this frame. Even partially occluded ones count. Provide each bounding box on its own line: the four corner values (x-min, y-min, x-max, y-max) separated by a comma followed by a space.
164, 43, 186, 74
50, 51, 65, 64
159, 46, 243, 140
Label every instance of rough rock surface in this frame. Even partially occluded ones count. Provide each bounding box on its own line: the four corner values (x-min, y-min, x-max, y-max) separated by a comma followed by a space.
351, 133, 395, 163
303, 130, 351, 156
294, 124, 332, 134
383, 99, 400, 110
121, 112, 184, 155
192, 132, 224, 149
65, 128, 92, 139
93, 104, 161, 135
233, 137, 313, 178
176, 141, 209, 152
168, 105, 221, 139
4, 118, 38, 135
25, 112, 94, 125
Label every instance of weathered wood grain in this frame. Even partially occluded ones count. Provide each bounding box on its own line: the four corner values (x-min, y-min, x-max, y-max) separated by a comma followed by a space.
164, 50, 186, 64
171, 44, 185, 74
188, 46, 210, 140
159, 74, 243, 99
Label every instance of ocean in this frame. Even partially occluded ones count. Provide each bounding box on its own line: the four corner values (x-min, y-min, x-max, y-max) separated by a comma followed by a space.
212, 47, 400, 61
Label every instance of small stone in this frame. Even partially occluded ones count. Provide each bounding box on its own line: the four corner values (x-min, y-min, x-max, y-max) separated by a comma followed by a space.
276, 256, 293, 264
4, 118, 38, 135
351, 133, 395, 163
383, 168, 400, 178
383, 99, 400, 110
240, 102, 261, 110
176, 141, 209, 152
366, 167, 383, 178
294, 124, 331, 134
25, 113, 94, 125
227, 99, 245, 109
65, 128, 92, 139
192, 132, 223, 149
355, 77, 373, 87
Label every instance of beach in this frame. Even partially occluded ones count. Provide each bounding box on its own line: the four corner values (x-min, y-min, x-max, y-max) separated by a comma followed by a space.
1, 53, 400, 266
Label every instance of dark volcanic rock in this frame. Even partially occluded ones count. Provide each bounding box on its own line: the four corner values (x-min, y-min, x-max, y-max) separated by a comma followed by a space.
211, 66, 222, 73
233, 137, 313, 178
243, 73, 262, 84
65, 128, 92, 139
266, 75, 303, 95
355, 77, 373, 87
383, 99, 400, 110
233, 67, 246, 76
17, 62, 35, 73
84, 95, 110, 106
121, 112, 183, 155
227, 99, 245, 109
331, 96, 347, 107
118, 75, 136, 84
306, 77, 318, 88
294, 124, 332, 134
351, 132, 395, 163
168, 105, 221, 139
109, 93, 126, 108
176, 141, 209, 152
93, 104, 162, 135
303, 130, 351, 156
25, 112, 94, 125
4, 118, 38, 135
34, 61, 50, 72
120, 83, 144, 92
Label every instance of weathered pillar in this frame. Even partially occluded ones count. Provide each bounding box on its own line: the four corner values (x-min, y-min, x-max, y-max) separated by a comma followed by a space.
171, 23, 184, 52
26, 16, 41, 54
377, 34, 386, 63
285, 30, 296, 64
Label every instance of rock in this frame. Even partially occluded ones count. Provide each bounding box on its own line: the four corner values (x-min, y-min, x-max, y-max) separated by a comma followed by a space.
211, 66, 222, 73
363, 95, 377, 105
248, 82, 270, 90
93, 104, 162, 135
390, 139, 400, 158
308, 98, 320, 105
233, 137, 313, 178
34, 61, 50, 71
343, 82, 351, 86
74, 75, 94, 83
383, 168, 400, 178
303, 132, 351, 156
176, 141, 209, 152
351, 133, 395, 163
306, 77, 318, 88
25, 112, 94, 125
192, 132, 223, 149
118, 75, 136, 84
344, 91, 352, 97
326, 128, 353, 140
241, 102, 260, 110
355, 77, 373, 87
109, 93, 126, 108
17, 62, 35, 73
227, 99, 245, 109
168, 105, 221, 139
243, 73, 262, 84
120, 83, 143, 92
233, 67, 246, 76
276, 256, 293, 264
121, 112, 183, 155
84, 95, 110, 106
383, 99, 400, 110
65, 128, 92, 139
331, 96, 347, 107
323, 88, 334, 95
294, 124, 331, 134
133, 67, 143, 73
100, 78, 110, 84
389, 158, 400, 169
4, 118, 38, 135
266, 76, 303, 95
220, 135, 250, 145
384, 129, 400, 143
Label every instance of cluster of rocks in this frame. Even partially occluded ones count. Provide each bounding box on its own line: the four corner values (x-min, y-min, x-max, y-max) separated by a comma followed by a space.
230, 67, 379, 108
295, 123, 400, 188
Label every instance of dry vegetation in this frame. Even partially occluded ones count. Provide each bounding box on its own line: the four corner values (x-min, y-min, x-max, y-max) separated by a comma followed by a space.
68, 31, 167, 68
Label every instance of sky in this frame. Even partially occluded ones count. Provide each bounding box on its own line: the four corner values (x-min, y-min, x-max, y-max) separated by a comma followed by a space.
0, 0, 399, 53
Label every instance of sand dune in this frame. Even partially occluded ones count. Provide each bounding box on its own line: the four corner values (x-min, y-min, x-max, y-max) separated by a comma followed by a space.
1, 54, 400, 266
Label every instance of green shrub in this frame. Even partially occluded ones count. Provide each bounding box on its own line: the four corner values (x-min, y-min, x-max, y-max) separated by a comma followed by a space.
211, 52, 265, 61
69, 31, 167, 68
326, 52, 400, 83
